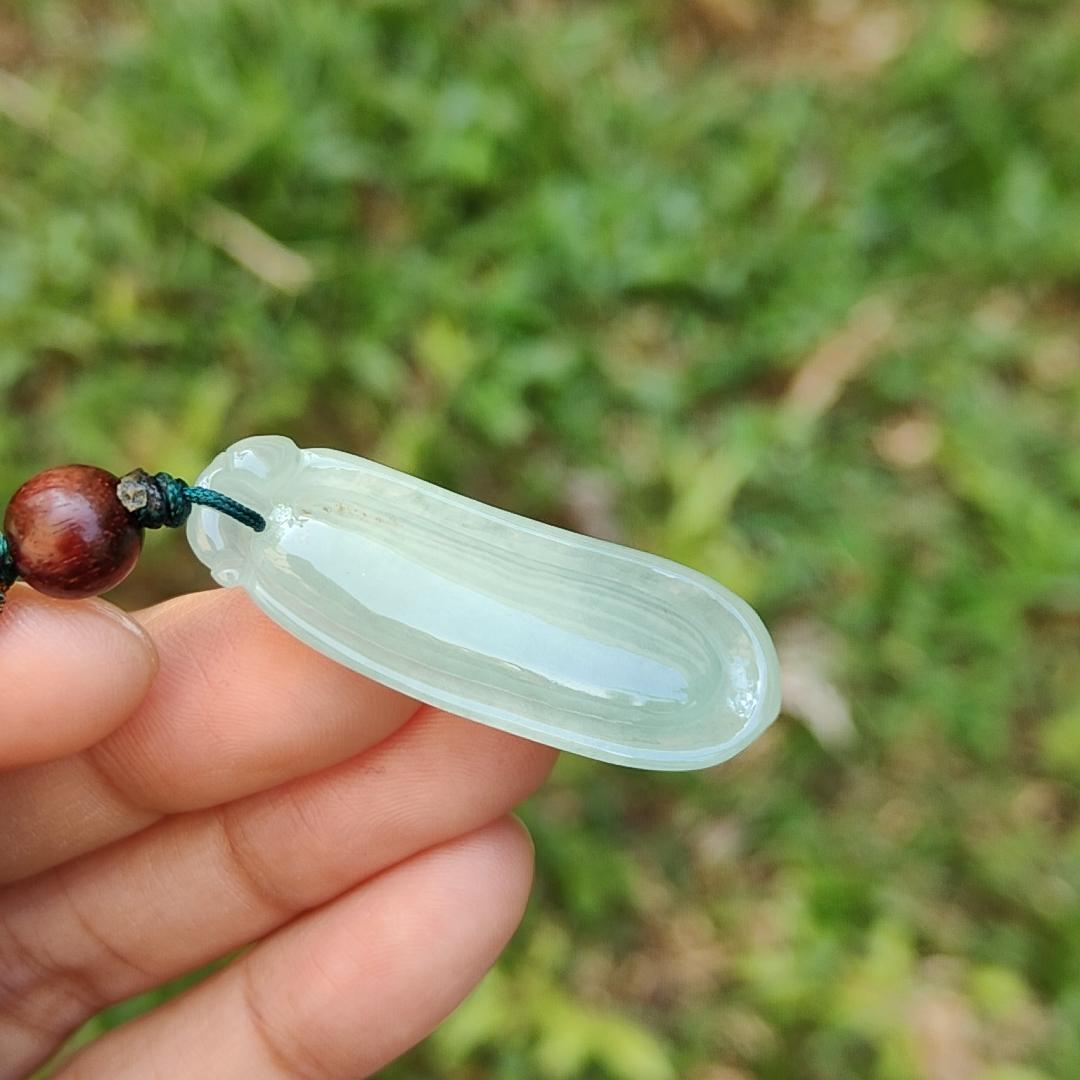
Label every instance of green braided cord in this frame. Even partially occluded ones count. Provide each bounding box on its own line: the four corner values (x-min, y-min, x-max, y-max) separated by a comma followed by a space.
0, 533, 17, 594
185, 485, 266, 532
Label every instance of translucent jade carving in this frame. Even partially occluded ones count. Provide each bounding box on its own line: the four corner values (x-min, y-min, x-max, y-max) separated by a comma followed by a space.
187, 436, 780, 770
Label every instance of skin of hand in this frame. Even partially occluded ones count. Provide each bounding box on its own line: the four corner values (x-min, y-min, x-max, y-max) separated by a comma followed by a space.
0, 585, 557, 1079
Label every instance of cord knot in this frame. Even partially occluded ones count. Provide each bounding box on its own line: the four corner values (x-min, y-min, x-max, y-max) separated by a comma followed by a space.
118, 470, 194, 528
117, 470, 266, 534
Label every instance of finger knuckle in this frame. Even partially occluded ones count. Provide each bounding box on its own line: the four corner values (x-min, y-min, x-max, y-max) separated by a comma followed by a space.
241, 961, 337, 1080
0, 903, 98, 1050
216, 803, 300, 919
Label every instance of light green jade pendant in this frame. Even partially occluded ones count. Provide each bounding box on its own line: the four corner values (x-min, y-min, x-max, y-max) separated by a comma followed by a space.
187, 436, 780, 770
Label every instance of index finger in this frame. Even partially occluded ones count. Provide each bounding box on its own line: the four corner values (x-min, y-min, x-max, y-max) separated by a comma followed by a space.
0, 588, 421, 883
0, 586, 158, 769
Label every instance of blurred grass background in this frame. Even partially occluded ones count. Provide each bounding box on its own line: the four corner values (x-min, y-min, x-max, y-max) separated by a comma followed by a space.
3, 0, 1080, 1077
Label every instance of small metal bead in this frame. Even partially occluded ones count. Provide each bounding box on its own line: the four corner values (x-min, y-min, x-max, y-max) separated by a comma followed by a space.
3, 465, 144, 600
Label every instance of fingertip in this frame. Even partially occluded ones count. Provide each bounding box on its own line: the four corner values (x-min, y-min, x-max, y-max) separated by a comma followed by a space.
247, 816, 539, 1078
487, 814, 538, 930
426, 816, 538, 960
84, 595, 161, 671
482, 814, 538, 903
0, 586, 159, 767
508, 811, 537, 860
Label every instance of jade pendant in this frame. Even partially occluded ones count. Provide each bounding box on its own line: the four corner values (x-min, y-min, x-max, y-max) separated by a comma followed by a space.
187, 436, 780, 770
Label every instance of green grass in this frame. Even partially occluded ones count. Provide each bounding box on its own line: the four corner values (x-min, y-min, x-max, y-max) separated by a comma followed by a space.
3, 1, 1080, 1077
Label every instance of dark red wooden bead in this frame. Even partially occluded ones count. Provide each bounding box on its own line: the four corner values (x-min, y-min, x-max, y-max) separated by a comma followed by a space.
3, 465, 144, 600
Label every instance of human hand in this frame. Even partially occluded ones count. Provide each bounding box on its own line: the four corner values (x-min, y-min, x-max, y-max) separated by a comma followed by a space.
0, 586, 556, 1078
